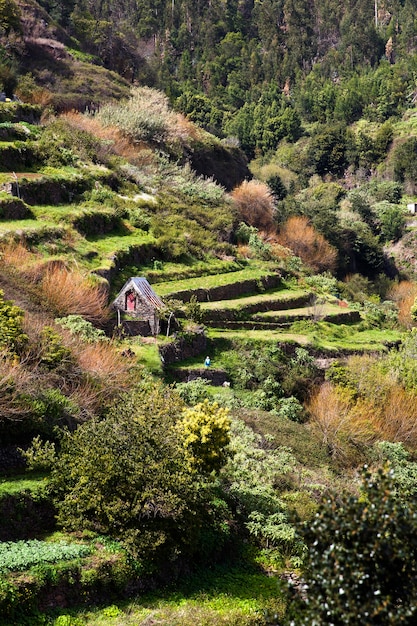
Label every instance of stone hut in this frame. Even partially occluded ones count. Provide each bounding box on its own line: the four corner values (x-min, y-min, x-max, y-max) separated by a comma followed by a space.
113, 277, 164, 336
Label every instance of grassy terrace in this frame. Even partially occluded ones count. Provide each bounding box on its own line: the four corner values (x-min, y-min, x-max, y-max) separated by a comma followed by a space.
58, 564, 286, 625
254, 301, 356, 320
205, 327, 404, 353
153, 263, 281, 296
200, 288, 310, 311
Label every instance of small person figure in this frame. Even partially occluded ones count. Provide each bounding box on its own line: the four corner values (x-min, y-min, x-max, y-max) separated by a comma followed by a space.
204, 355, 211, 368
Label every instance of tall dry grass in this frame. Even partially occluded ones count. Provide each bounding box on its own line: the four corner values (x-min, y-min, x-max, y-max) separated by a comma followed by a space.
65, 337, 134, 417
277, 216, 337, 273
231, 180, 276, 231
308, 383, 378, 464
62, 111, 141, 161
40, 266, 109, 325
0, 242, 42, 279
376, 387, 417, 447
96, 86, 202, 149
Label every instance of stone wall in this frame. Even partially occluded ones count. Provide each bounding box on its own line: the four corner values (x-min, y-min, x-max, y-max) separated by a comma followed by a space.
119, 320, 152, 336
172, 368, 229, 385
159, 331, 207, 366
168, 273, 284, 303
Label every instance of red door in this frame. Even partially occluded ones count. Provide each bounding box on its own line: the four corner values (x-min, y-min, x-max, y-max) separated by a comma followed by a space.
126, 291, 136, 311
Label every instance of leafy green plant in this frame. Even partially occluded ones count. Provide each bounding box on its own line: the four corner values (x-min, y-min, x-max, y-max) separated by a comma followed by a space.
275, 397, 305, 423
55, 315, 107, 342
223, 418, 302, 559
38, 326, 73, 369
0, 540, 91, 573
176, 377, 211, 405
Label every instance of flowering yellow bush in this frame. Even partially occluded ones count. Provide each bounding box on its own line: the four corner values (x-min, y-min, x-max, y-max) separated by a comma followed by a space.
177, 399, 231, 475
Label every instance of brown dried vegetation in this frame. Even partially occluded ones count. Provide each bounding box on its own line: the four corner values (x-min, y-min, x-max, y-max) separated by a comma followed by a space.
231, 180, 276, 231
40, 266, 110, 325
277, 216, 337, 273
388, 280, 417, 328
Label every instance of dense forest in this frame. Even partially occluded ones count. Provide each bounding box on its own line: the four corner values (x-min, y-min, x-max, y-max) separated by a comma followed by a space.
30, 0, 417, 140
1, 0, 417, 624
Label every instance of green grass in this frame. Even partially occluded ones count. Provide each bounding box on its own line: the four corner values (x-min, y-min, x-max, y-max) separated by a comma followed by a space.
205, 326, 403, 353
124, 338, 164, 374
0, 218, 41, 231
44, 563, 287, 625
255, 302, 355, 319
74, 228, 156, 270
153, 263, 281, 297
200, 288, 310, 312
0, 472, 49, 497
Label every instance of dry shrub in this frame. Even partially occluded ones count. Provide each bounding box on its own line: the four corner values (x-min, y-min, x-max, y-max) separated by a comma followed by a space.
72, 340, 133, 410
40, 267, 109, 324
67, 380, 113, 421
308, 382, 378, 464
376, 386, 417, 447
170, 111, 202, 143
231, 180, 276, 231
76, 341, 128, 381
0, 353, 34, 421
61, 111, 139, 161
1, 242, 38, 274
388, 280, 417, 328
277, 216, 337, 273
236, 243, 252, 259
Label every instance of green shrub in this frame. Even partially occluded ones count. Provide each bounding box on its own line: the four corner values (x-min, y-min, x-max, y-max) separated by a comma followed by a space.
224, 418, 303, 559
275, 397, 305, 423
304, 272, 338, 295
38, 326, 73, 370
19, 435, 57, 472
0, 289, 28, 356
176, 377, 211, 405
294, 467, 417, 625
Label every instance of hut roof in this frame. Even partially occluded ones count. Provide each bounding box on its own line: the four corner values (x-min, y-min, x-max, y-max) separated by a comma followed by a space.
113, 277, 164, 310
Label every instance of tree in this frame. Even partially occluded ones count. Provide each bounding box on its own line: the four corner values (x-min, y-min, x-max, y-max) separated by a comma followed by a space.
393, 137, 417, 193
307, 124, 348, 177
294, 467, 417, 625
267, 174, 287, 201
373, 201, 406, 242
0, 0, 21, 34
51, 381, 207, 564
